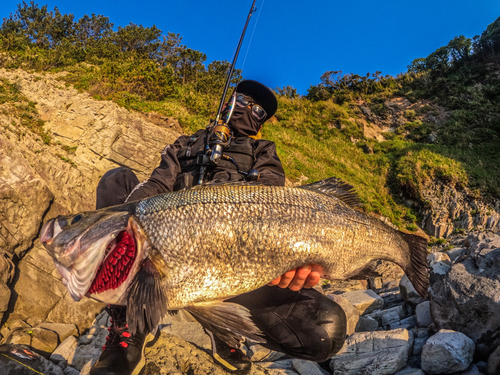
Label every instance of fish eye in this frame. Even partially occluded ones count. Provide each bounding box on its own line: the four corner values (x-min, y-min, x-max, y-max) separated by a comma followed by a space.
72, 214, 83, 224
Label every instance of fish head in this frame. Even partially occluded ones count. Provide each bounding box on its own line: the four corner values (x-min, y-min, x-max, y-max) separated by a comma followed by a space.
40, 207, 150, 305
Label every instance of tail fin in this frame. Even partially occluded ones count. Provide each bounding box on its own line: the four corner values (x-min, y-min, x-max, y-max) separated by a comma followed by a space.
402, 233, 429, 298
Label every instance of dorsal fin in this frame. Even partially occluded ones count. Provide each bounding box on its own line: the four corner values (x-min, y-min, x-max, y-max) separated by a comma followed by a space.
187, 181, 262, 191
298, 177, 362, 208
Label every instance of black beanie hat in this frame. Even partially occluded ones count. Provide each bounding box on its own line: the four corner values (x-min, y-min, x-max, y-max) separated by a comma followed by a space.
235, 80, 277, 122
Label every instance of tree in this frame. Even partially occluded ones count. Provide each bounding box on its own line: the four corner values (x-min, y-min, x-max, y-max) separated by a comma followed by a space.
74, 14, 113, 47
178, 48, 206, 85
3, 1, 75, 48
276, 85, 299, 99
425, 46, 451, 72
407, 57, 426, 73
112, 23, 161, 57
473, 16, 500, 60
447, 35, 471, 62
195, 60, 241, 94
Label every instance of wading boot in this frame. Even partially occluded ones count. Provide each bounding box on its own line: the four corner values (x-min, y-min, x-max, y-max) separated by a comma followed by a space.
207, 330, 252, 375
90, 305, 153, 375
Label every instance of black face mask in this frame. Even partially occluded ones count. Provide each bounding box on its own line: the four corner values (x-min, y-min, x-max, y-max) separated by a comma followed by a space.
224, 105, 262, 137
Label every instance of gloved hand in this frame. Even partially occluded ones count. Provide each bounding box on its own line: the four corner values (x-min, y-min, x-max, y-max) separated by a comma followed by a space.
268, 264, 322, 291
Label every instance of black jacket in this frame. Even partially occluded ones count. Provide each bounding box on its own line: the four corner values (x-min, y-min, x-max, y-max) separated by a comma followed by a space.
127, 129, 285, 202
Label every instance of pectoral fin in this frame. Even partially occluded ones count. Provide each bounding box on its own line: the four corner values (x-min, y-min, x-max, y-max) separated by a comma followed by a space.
185, 301, 265, 347
126, 259, 168, 335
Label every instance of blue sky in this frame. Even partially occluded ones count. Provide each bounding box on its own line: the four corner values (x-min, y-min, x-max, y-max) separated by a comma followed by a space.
2, 0, 500, 94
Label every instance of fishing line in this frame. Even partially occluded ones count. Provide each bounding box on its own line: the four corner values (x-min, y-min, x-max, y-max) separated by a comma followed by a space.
1, 353, 46, 375
210, 0, 258, 118
240, 0, 265, 72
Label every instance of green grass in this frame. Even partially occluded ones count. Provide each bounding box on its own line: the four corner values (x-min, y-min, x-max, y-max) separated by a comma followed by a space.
263, 123, 414, 228
59, 155, 77, 168
61, 145, 77, 154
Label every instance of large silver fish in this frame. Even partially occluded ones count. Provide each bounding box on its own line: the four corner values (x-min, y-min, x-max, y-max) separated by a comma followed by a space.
40, 178, 428, 343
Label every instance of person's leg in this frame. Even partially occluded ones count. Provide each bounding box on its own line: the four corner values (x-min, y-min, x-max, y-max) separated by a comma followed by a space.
227, 286, 347, 362
91, 167, 153, 375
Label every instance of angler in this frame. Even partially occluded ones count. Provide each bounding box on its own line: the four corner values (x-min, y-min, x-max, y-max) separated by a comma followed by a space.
43, 79, 354, 375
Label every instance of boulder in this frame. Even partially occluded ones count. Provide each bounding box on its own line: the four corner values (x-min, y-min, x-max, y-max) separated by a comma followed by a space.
430, 233, 500, 359
379, 289, 403, 308
30, 327, 60, 357
412, 329, 431, 356
50, 335, 78, 364
446, 247, 466, 262
340, 289, 384, 315
355, 316, 379, 332
487, 345, 500, 375
365, 305, 406, 326
394, 367, 426, 375
70, 326, 107, 370
415, 301, 432, 328
63, 367, 81, 375
421, 329, 475, 374
400, 274, 425, 308
476, 360, 488, 374
427, 252, 452, 275
461, 364, 483, 375
330, 328, 413, 375
387, 315, 416, 330
292, 359, 327, 375
35, 322, 79, 343
3, 326, 59, 358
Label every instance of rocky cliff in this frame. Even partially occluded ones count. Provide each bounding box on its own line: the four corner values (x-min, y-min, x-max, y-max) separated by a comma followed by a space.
0, 67, 181, 332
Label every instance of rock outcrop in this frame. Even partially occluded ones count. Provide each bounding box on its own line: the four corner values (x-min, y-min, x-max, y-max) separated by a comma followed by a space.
356, 97, 449, 143
420, 180, 500, 238
430, 231, 500, 360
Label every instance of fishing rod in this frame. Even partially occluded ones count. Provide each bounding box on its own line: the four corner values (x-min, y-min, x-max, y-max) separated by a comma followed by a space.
197, 0, 257, 185
215, 0, 257, 124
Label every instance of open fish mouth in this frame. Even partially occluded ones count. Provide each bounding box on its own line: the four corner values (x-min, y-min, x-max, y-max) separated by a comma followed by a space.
41, 211, 148, 304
